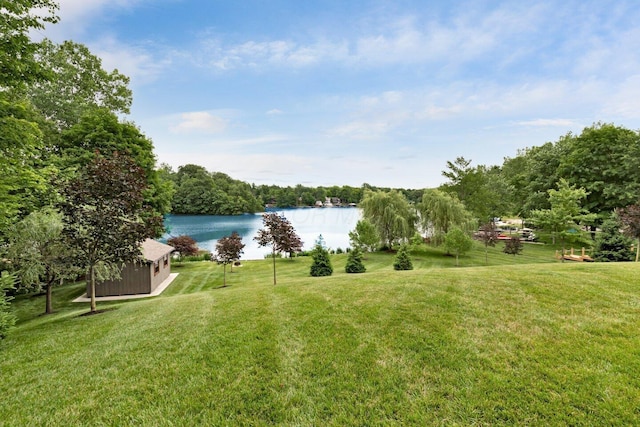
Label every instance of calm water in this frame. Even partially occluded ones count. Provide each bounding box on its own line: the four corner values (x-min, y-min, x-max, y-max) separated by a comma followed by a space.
162, 208, 361, 260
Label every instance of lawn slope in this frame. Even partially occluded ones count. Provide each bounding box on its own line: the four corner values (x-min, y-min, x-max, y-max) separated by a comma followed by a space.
2, 256, 640, 426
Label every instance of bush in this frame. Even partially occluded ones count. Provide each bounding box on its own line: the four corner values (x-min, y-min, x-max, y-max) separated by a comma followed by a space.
345, 247, 366, 273
310, 244, 333, 277
393, 245, 413, 271
503, 237, 523, 256
336, 247, 344, 254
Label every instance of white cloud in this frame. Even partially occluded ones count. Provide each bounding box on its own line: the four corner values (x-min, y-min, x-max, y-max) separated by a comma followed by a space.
515, 119, 579, 127
266, 109, 284, 116
170, 112, 228, 134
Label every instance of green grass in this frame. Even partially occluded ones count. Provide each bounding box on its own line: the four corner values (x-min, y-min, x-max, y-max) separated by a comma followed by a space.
2, 243, 640, 426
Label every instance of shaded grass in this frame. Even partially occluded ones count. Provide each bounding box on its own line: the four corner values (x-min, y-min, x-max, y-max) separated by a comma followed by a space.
2, 245, 640, 426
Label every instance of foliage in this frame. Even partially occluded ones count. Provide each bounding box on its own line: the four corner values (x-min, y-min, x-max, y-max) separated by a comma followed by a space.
0, 96, 50, 233
393, 245, 413, 270
348, 219, 380, 252
345, 246, 366, 273
0, 273, 16, 340
360, 190, 417, 248
254, 212, 303, 285
167, 235, 199, 261
593, 216, 634, 262
58, 152, 161, 312
310, 238, 333, 277
503, 237, 523, 256
0, 0, 59, 89
169, 164, 262, 215
559, 123, 640, 218
3, 209, 78, 314
443, 227, 474, 267
58, 108, 171, 219
417, 189, 475, 246
531, 179, 596, 251
215, 232, 245, 286
617, 202, 640, 262
26, 39, 132, 129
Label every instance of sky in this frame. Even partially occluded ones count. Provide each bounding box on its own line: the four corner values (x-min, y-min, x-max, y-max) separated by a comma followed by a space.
40, 0, 640, 189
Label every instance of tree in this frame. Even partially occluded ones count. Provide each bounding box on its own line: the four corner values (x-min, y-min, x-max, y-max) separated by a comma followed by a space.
254, 213, 303, 285
478, 221, 500, 264
531, 179, 596, 256
310, 236, 333, 277
4, 209, 77, 314
503, 237, 523, 257
417, 189, 475, 246
393, 245, 413, 271
443, 227, 474, 267
345, 246, 366, 273
167, 235, 199, 262
26, 39, 132, 129
0, 273, 17, 340
0, 0, 59, 90
0, 96, 50, 233
593, 215, 634, 262
348, 219, 380, 252
360, 190, 417, 248
617, 203, 640, 262
215, 232, 245, 287
559, 123, 640, 219
58, 152, 162, 313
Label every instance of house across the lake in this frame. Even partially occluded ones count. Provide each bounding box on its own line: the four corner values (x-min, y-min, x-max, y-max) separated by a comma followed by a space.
90, 239, 175, 297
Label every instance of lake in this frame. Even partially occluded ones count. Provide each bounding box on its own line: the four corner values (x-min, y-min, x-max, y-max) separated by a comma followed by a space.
162, 207, 361, 260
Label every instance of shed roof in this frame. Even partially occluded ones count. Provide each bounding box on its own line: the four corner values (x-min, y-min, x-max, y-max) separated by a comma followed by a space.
142, 239, 175, 261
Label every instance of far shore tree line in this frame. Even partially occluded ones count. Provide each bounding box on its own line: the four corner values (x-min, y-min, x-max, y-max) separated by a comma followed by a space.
2, 1, 640, 339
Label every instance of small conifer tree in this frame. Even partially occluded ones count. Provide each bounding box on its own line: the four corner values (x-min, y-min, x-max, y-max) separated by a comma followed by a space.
503, 237, 523, 256
310, 236, 333, 277
345, 246, 366, 273
393, 245, 413, 270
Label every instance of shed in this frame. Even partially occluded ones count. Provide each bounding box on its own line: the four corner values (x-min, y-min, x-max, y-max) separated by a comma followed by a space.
90, 239, 175, 297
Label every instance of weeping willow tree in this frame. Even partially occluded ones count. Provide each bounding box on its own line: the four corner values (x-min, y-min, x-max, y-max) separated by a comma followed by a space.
417, 189, 476, 246
359, 190, 417, 248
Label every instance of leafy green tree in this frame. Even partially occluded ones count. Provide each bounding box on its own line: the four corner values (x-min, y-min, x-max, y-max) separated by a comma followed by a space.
57, 108, 172, 219
503, 237, 523, 257
348, 219, 380, 252
58, 152, 162, 313
393, 245, 413, 271
215, 232, 245, 286
26, 39, 132, 129
254, 213, 303, 285
310, 236, 333, 277
0, 273, 17, 340
0, 97, 51, 233
617, 203, 640, 262
417, 189, 475, 246
345, 246, 366, 273
0, 0, 59, 90
560, 123, 640, 218
360, 190, 417, 248
593, 215, 634, 262
531, 179, 596, 255
4, 209, 77, 314
443, 227, 474, 267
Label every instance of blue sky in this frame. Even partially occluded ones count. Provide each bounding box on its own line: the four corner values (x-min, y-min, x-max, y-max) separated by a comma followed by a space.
42, 0, 640, 188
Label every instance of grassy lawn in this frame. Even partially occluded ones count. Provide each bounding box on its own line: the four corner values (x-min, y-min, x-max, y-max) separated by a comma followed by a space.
2, 242, 640, 426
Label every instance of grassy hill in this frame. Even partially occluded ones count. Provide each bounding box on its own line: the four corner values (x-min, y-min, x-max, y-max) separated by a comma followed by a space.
2, 243, 640, 426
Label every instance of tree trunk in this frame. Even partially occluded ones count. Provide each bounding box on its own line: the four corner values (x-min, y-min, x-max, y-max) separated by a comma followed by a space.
89, 265, 97, 312
636, 238, 639, 263
272, 248, 277, 286
223, 263, 227, 287
45, 283, 53, 314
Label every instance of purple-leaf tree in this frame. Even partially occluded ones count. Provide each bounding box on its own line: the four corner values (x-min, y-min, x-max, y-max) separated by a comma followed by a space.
215, 231, 245, 287
254, 213, 303, 285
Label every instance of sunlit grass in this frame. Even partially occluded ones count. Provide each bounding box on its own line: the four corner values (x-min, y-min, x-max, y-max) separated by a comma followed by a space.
2, 243, 639, 426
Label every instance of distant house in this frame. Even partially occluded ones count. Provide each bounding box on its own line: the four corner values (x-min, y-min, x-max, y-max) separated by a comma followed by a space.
90, 239, 175, 297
